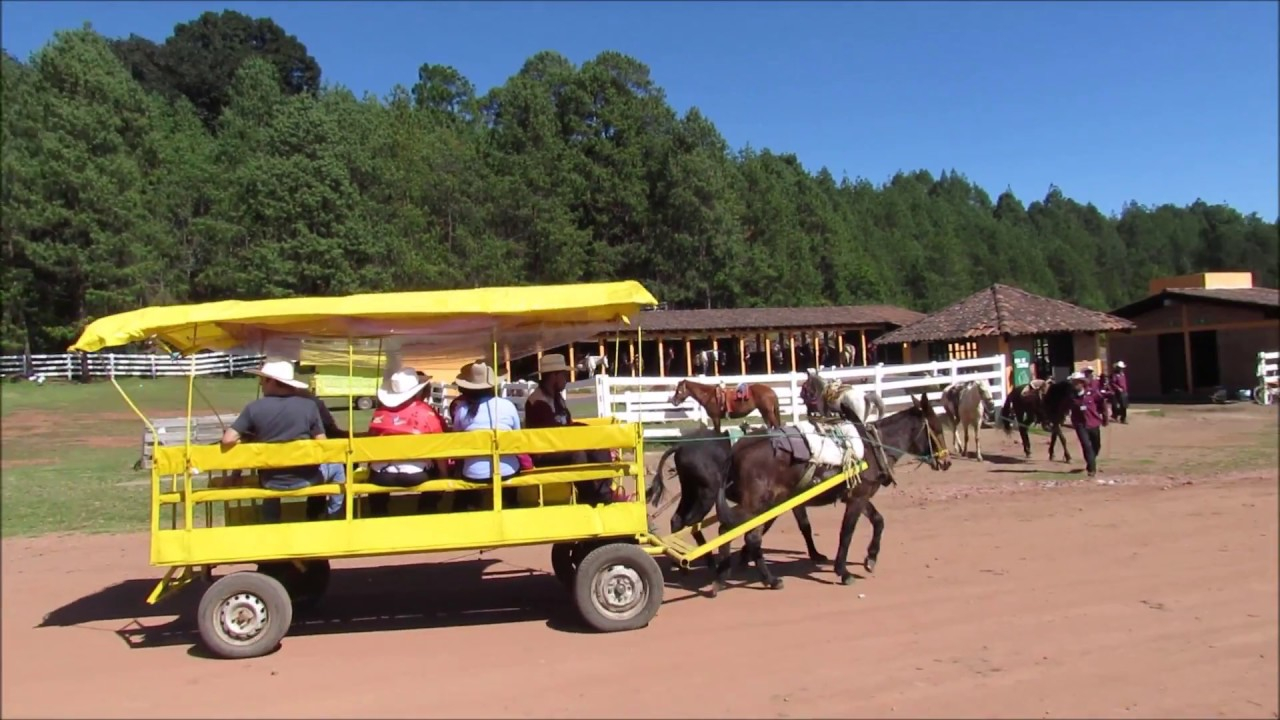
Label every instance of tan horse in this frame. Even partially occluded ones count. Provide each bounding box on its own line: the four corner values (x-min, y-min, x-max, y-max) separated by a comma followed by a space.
669, 379, 782, 433
941, 379, 996, 461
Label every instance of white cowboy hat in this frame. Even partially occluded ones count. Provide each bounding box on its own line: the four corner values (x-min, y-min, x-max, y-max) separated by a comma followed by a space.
538, 353, 571, 376
1082, 365, 1095, 373
1068, 371, 1087, 382
1114, 361, 1126, 368
378, 367, 429, 407
455, 361, 499, 390
248, 357, 307, 390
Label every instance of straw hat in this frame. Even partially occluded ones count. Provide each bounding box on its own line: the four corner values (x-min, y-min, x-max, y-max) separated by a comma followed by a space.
378, 367, 429, 407
248, 357, 307, 390
538, 353, 571, 376
455, 361, 498, 390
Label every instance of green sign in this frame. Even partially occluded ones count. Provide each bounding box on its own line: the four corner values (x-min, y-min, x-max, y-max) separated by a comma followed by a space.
1012, 349, 1032, 387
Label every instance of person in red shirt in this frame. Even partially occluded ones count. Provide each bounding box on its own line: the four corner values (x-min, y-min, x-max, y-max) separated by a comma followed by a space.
1068, 371, 1109, 479
367, 367, 446, 516
1109, 361, 1129, 424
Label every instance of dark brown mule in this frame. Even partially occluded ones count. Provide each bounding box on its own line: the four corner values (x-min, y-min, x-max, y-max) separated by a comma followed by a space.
711, 392, 951, 595
669, 380, 782, 433
998, 379, 1075, 461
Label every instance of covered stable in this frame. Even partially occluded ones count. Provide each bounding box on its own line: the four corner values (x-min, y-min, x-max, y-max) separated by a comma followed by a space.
506, 304, 924, 380
1107, 272, 1279, 400
873, 284, 1136, 389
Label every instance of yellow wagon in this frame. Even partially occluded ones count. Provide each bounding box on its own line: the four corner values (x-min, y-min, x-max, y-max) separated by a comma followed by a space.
70, 281, 674, 658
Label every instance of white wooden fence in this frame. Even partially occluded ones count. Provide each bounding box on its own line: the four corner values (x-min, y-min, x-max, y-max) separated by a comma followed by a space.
591, 354, 1008, 439
1, 352, 266, 380
1258, 351, 1279, 405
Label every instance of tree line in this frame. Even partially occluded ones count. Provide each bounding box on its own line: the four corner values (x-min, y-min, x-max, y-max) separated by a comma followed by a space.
3, 11, 1276, 354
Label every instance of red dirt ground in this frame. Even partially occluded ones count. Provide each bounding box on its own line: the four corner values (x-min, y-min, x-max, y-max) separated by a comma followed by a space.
3, 406, 1278, 719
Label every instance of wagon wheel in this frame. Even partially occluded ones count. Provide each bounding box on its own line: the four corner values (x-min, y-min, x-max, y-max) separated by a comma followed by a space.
355, 396, 375, 411
572, 543, 664, 632
197, 571, 293, 660
256, 560, 331, 611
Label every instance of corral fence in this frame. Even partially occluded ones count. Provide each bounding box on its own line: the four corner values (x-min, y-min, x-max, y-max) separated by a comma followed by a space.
2, 352, 266, 380
1258, 351, 1279, 406
589, 354, 1008, 439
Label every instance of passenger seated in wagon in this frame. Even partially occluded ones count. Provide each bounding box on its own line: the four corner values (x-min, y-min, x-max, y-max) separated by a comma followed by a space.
449, 361, 526, 509
524, 354, 615, 505
220, 358, 346, 523
365, 367, 446, 517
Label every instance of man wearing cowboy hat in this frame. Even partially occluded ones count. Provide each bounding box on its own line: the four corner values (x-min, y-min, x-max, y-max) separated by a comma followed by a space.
366, 367, 445, 516
1067, 371, 1108, 480
1110, 360, 1129, 424
523, 354, 615, 505
221, 357, 346, 521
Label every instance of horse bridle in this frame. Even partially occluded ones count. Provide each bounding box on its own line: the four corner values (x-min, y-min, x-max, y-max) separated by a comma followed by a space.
914, 412, 949, 468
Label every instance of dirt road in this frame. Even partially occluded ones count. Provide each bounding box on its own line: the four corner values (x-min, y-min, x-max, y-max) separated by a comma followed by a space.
3, 407, 1278, 718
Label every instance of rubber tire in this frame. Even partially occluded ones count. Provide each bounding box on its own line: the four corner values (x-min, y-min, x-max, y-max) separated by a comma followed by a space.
197, 571, 293, 660
551, 543, 577, 587
256, 560, 331, 611
572, 543, 664, 633
355, 396, 374, 411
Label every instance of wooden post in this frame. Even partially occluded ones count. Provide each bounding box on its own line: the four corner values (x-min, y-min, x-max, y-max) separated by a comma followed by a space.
629, 341, 637, 377
859, 329, 868, 367
789, 333, 798, 373
738, 336, 746, 375
997, 335, 1011, 393
764, 336, 773, 374
837, 333, 845, 366
657, 338, 666, 377
711, 337, 720, 376
598, 339, 605, 363
504, 345, 512, 380
568, 344, 576, 382
902, 343, 911, 364
812, 331, 820, 368
684, 337, 693, 377
1181, 304, 1194, 392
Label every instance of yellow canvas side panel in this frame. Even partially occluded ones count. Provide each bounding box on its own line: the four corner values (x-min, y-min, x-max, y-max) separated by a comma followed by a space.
497, 424, 635, 455
153, 440, 349, 475
349, 433, 492, 463
150, 503, 648, 566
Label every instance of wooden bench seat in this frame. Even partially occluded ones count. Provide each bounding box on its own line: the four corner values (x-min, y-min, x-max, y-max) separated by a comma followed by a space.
156, 461, 632, 505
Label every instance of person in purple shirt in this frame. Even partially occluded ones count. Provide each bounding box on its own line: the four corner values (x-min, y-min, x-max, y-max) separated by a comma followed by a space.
1068, 371, 1109, 479
1109, 361, 1129, 424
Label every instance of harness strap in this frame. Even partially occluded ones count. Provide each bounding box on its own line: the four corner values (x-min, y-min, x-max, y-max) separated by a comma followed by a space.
867, 423, 897, 487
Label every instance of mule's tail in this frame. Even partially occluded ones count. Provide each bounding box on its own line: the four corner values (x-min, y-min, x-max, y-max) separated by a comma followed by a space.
646, 445, 680, 507
998, 394, 1017, 435
870, 391, 886, 422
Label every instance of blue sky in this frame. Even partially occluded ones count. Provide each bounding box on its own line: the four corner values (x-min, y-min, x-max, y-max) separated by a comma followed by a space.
3, 0, 1277, 219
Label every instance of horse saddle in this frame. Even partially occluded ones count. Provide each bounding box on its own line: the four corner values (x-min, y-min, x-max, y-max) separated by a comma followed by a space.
1021, 380, 1047, 399
770, 426, 812, 463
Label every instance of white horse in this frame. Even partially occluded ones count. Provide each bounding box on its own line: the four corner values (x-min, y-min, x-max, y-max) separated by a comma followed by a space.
693, 349, 726, 375
576, 354, 610, 377
801, 368, 885, 424
941, 379, 996, 461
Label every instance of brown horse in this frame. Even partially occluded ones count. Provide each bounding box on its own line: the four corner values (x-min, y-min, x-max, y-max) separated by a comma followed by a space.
997, 379, 1075, 461
669, 379, 782, 433
711, 392, 951, 594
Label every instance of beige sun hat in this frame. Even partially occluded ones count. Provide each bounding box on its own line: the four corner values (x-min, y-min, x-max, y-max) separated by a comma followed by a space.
538, 353, 571, 376
455, 361, 498, 390
248, 357, 307, 390
378, 367, 429, 407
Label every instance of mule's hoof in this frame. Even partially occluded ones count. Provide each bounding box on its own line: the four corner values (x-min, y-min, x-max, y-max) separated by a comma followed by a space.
709, 582, 724, 598
809, 552, 830, 564
839, 574, 856, 586
766, 577, 784, 590
864, 556, 877, 573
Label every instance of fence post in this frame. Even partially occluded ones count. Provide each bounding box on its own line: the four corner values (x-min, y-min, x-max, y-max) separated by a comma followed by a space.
65, 355, 72, 380
788, 372, 800, 423
108, 354, 115, 379
150, 354, 157, 379
595, 372, 609, 418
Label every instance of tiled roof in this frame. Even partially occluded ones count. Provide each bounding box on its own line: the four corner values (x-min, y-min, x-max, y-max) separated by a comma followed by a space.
875, 284, 1135, 345
601, 304, 924, 335
1110, 286, 1279, 317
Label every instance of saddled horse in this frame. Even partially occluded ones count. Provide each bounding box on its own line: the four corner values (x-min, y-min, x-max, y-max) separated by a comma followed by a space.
998, 379, 1075, 461
669, 379, 782, 433
941, 379, 997, 461
708, 392, 950, 593
799, 369, 885, 424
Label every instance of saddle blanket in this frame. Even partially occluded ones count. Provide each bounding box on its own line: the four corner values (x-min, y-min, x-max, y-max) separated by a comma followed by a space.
788, 421, 865, 467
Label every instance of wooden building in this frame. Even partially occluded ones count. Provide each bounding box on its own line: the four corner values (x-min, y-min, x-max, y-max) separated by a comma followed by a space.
1107, 272, 1280, 400
873, 284, 1135, 389
506, 304, 924, 380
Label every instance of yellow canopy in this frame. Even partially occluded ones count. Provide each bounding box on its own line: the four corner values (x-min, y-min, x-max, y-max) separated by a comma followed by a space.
70, 282, 658, 366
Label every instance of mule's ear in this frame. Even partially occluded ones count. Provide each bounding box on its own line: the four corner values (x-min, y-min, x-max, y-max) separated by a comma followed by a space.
909, 393, 920, 408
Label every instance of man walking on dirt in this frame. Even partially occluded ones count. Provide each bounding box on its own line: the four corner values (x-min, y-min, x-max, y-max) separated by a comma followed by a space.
1109, 361, 1129, 424
1068, 371, 1108, 480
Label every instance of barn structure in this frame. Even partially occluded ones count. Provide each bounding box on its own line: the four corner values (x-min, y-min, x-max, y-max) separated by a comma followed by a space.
872, 284, 1135, 389
505, 304, 924, 381
1107, 272, 1280, 400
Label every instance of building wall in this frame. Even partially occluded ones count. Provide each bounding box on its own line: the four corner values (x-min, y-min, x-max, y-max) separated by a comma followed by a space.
1108, 298, 1278, 399
1072, 333, 1102, 373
